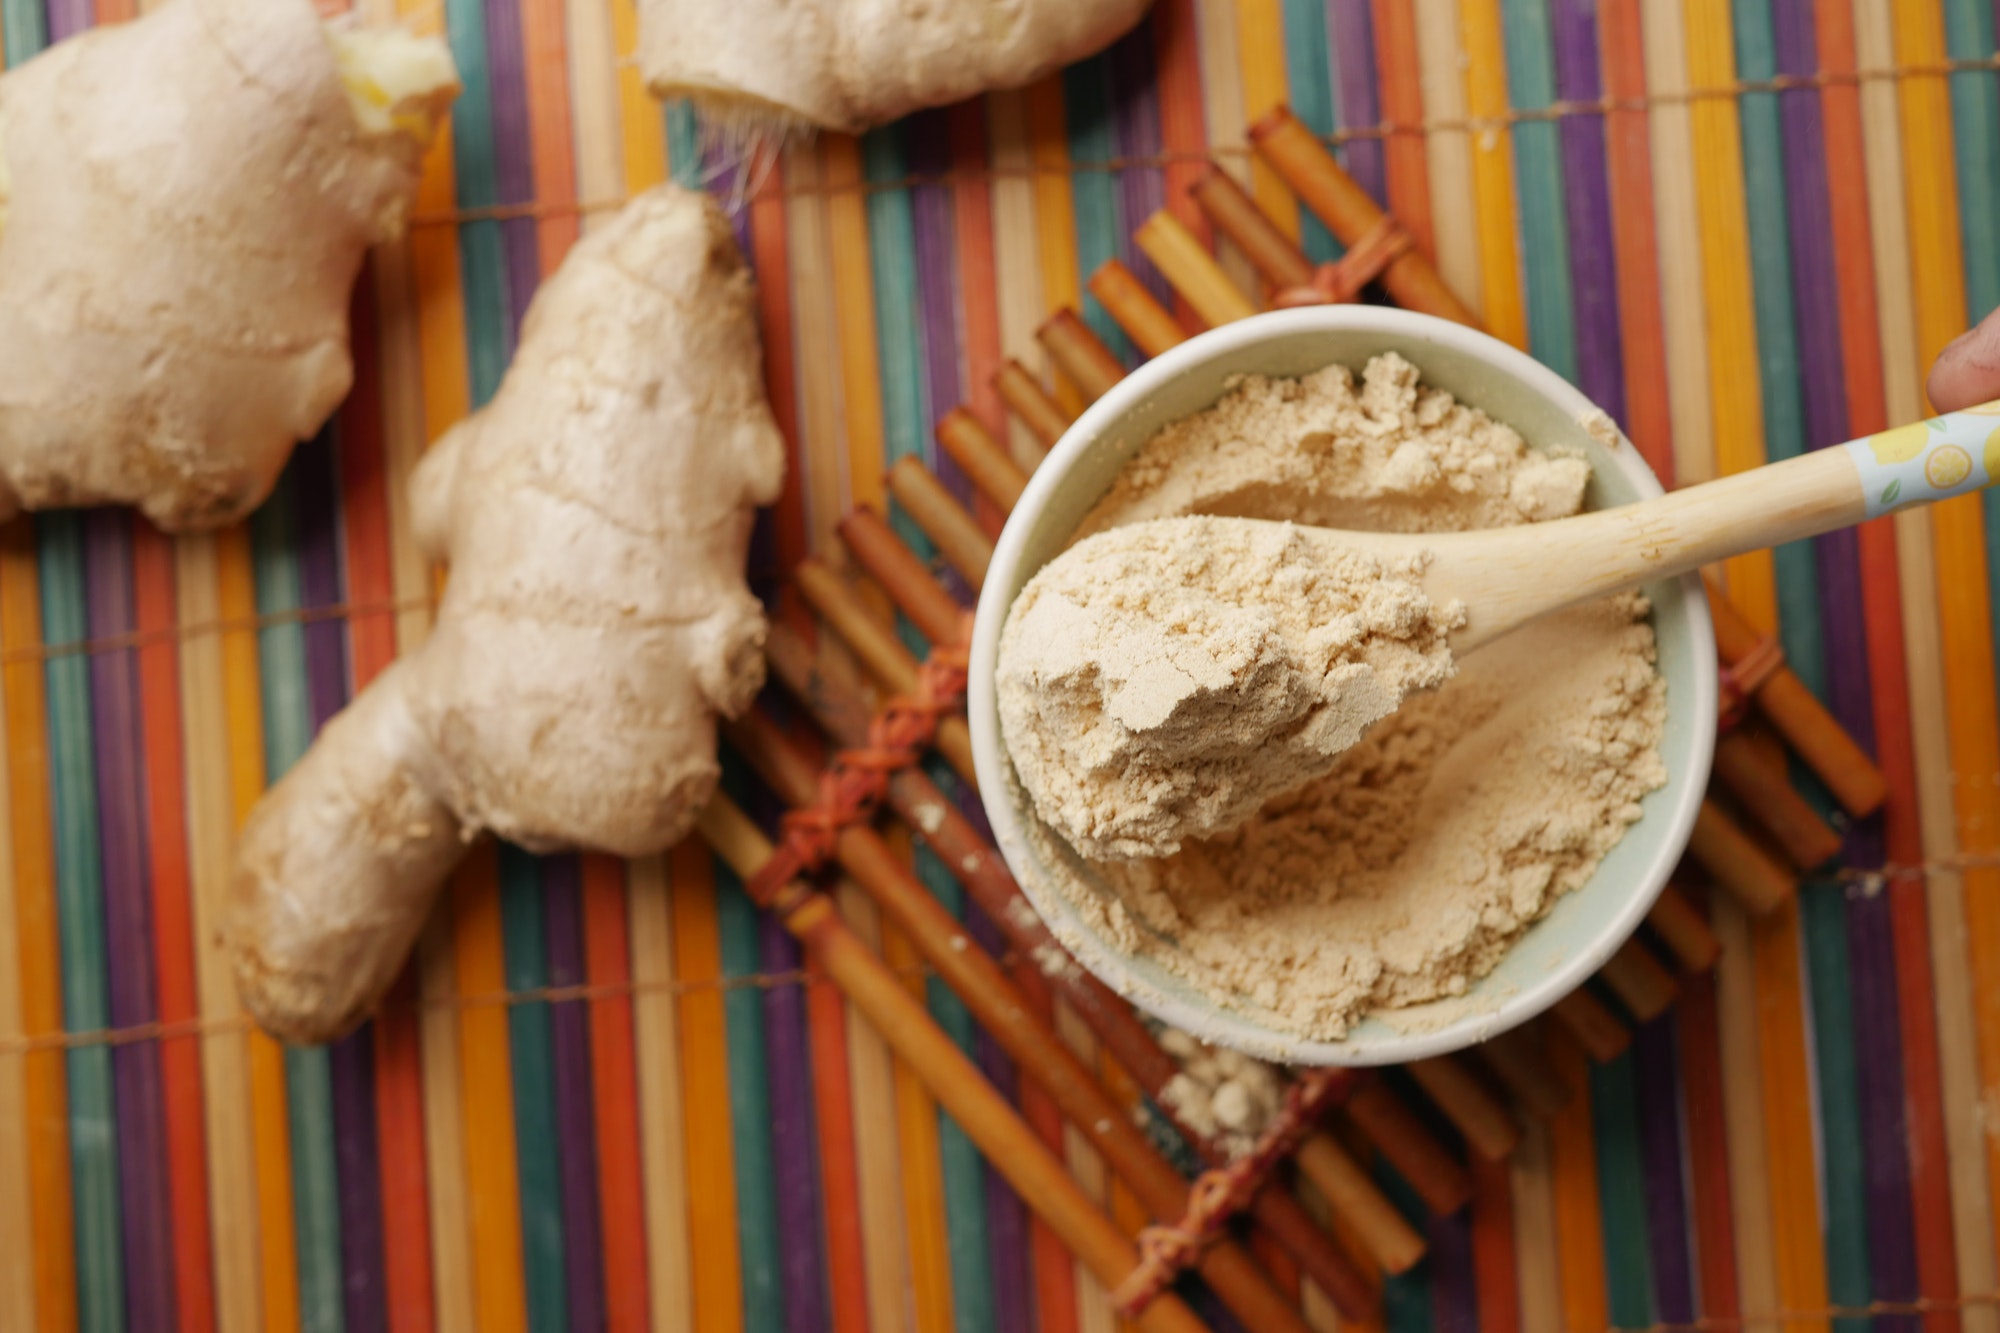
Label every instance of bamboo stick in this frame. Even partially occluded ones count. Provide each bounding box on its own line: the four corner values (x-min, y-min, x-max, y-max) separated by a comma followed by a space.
1597, 940, 1678, 1023
1344, 1074, 1473, 1215
761, 622, 1428, 1282
936, 409, 1031, 511
1291, 1133, 1426, 1274
1037, 308, 1127, 403
1247, 106, 1481, 327
696, 795, 1208, 1333
1645, 884, 1723, 973
1711, 731, 1843, 869
791, 558, 977, 785
723, 713, 1366, 1328
1687, 799, 1795, 916
1406, 1058, 1519, 1161
1706, 582, 1887, 816
1475, 1027, 1573, 1120
1549, 989, 1630, 1064
994, 359, 1074, 448
1133, 210, 1259, 327
1087, 261, 1189, 358
1189, 167, 1317, 291
884, 460, 994, 588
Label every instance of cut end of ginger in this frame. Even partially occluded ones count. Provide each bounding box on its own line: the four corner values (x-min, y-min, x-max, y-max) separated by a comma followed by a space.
325, 22, 459, 145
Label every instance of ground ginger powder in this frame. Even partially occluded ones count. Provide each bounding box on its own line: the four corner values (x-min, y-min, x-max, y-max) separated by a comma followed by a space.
1011, 353, 1668, 1039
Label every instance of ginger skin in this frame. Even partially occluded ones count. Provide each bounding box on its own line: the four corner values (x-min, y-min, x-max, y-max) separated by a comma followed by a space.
227, 185, 786, 1044
640, 0, 1154, 135
0, 0, 456, 532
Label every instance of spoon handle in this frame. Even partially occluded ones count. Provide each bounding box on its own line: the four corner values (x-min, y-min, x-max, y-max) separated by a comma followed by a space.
1446, 400, 2000, 649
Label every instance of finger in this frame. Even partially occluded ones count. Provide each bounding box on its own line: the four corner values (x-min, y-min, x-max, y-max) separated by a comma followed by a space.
1928, 303, 2000, 412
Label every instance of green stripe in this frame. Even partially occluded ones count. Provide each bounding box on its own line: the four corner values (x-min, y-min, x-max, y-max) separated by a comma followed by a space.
249, 470, 346, 1333
1731, 9, 1867, 1328
714, 860, 783, 1332
1280, 0, 1339, 262
1496, 0, 1576, 381
0, 0, 43, 69
443, 0, 510, 405
666, 101, 701, 187
1064, 60, 1134, 364
497, 848, 569, 1333
1590, 1053, 1654, 1328
38, 513, 125, 1333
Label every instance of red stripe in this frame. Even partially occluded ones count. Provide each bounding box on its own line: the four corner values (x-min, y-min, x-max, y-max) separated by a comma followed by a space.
1019, 987, 1079, 1333
1469, 1155, 1519, 1333
132, 522, 216, 1333
343, 265, 438, 1333
580, 854, 652, 1331
1154, 0, 1212, 335
1675, 936, 1742, 1323
1598, 0, 1675, 485
1370, 0, 1434, 262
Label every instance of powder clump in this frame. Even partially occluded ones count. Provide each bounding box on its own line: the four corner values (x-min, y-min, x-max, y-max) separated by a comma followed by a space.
1010, 352, 1667, 1039
996, 514, 1459, 860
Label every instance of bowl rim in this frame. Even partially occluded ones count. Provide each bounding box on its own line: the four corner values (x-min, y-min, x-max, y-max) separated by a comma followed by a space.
967, 304, 1718, 1066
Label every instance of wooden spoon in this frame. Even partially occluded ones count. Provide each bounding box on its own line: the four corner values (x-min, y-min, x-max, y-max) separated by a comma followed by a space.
1285, 401, 2000, 652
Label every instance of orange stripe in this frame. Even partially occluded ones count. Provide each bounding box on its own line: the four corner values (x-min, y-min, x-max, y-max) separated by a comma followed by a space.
451, 844, 529, 1333
579, 854, 651, 1332
1022, 80, 1088, 415
1, 523, 78, 1332
1371, 0, 1434, 260
1750, 903, 1832, 1329
1456, 0, 1525, 349
216, 521, 304, 1333
132, 522, 218, 1333
881, 916, 957, 1333
1469, 1155, 1519, 1333
1153, 0, 1211, 245
518, 0, 581, 273
1019, 982, 1079, 1333
1544, 1030, 1608, 1332
1598, 0, 1675, 484
824, 136, 892, 513
803, 936, 867, 1333
672, 842, 745, 1333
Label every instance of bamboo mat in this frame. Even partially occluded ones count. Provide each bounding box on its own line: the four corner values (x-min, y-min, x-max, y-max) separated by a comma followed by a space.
2, 0, 1999, 1329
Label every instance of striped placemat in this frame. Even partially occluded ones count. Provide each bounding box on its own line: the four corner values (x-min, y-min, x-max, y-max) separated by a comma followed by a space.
2, 0, 1999, 1329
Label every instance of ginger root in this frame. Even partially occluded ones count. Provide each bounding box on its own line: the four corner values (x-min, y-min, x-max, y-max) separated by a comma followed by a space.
0, 0, 457, 532
227, 185, 787, 1044
640, 0, 1154, 135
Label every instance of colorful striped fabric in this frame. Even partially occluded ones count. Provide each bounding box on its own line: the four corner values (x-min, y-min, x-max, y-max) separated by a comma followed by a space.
4, 0, 2000, 1329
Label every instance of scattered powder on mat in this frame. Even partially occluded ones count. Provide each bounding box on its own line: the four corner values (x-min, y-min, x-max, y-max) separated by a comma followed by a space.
996, 514, 1459, 860
1008, 353, 1667, 1039
1150, 1026, 1284, 1159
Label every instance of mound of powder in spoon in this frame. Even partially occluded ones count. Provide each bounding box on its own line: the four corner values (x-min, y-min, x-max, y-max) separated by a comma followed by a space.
996, 514, 1461, 860
1004, 353, 1668, 1039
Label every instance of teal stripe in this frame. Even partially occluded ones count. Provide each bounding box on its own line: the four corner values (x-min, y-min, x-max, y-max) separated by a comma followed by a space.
39, 514, 125, 1333
1730, 12, 1869, 1328
1064, 60, 1134, 363
248, 472, 347, 1333
1495, 0, 1576, 380
715, 863, 784, 1332
1279, 0, 1340, 262
1375, 1163, 1433, 1333
1590, 1054, 1654, 1328
497, 848, 570, 1333
666, 101, 701, 187
1941, 0, 2000, 618
1, 0, 43, 70
443, 0, 510, 405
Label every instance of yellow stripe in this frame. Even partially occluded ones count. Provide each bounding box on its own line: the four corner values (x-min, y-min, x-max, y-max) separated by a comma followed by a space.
173, 535, 262, 1333
1681, 0, 1774, 623
1639, 0, 1716, 485
987, 89, 1055, 468
824, 136, 892, 513
672, 847, 744, 1333
836, 884, 915, 1333
215, 523, 303, 1333
1457, 0, 1526, 350
1194, 0, 1264, 297
1024, 81, 1088, 415
1232, 0, 1299, 239
881, 913, 956, 1333
626, 854, 694, 1332
1412, 0, 1481, 319
1055, 1003, 1115, 1333
786, 143, 854, 558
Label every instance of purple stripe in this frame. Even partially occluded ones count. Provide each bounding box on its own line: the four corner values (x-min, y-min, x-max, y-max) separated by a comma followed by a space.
482, 0, 541, 345
760, 916, 830, 1333
294, 430, 393, 1333
1632, 1018, 1695, 1323
1326, 0, 1386, 204
906, 114, 976, 508
1770, 0, 1920, 1316
84, 510, 175, 1333
1428, 1206, 1479, 1333
1107, 22, 1174, 307
965, 902, 1032, 1333
45, 0, 90, 41
544, 856, 610, 1333
1549, 0, 1627, 423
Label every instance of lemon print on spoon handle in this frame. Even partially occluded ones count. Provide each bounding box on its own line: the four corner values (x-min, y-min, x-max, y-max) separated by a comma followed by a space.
1848, 399, 2000, 518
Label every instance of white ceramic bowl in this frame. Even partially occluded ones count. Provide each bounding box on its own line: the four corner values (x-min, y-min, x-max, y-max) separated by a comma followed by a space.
967, 306, 1716, 1066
